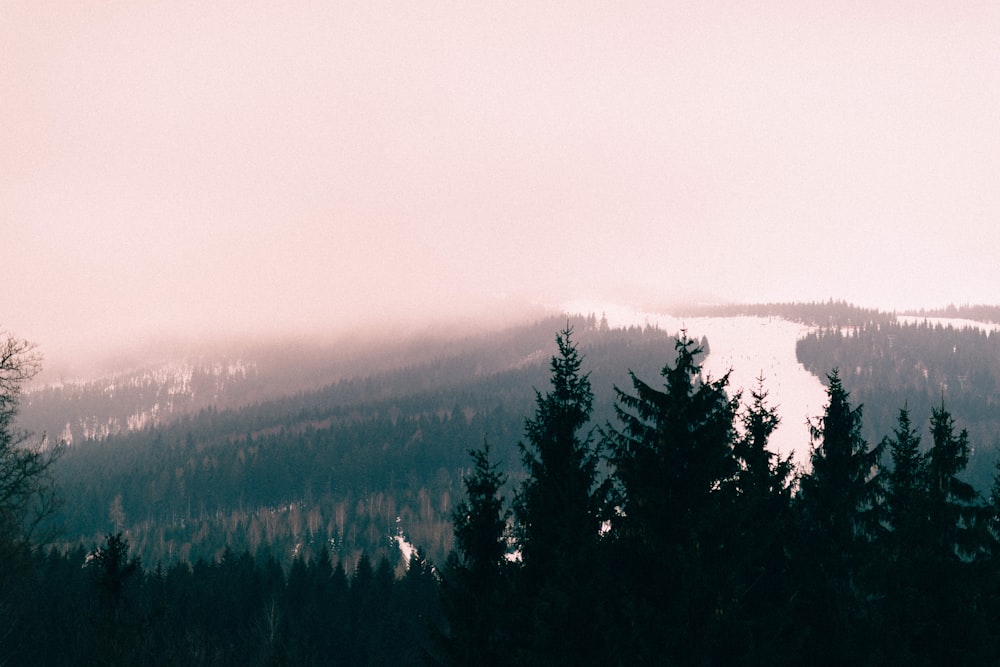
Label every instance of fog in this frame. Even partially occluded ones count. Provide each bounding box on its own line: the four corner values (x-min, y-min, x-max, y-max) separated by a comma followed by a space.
4, 2, 999, 375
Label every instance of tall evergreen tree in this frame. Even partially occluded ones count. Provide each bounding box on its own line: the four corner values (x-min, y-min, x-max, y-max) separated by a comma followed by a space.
725, 377, 798, 663
604, 332, 739, 663
512, 326, 610, 666
883, 405, 925, 540
926, 401, 979, 558
799, 369, 884, 554
874, 405, 934, 666
514, 326, 605, 583
795, 369, 884, 663
734, 376, 792, 503
437, 443, 511, 667
606, 332, 737, 547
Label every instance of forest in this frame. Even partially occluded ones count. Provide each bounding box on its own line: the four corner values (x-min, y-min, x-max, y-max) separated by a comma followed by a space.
6, 306, 1000, 664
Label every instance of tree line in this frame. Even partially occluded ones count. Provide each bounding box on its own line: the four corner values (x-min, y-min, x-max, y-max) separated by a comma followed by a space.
439, 327, 1000, 665
7, 325, 1000, 663
46, 318, 676, 568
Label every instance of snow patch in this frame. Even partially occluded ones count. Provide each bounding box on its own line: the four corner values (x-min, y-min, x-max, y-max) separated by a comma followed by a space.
563, 302, 828, 466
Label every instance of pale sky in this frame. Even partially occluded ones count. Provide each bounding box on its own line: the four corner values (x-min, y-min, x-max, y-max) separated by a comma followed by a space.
4, 2, 999, 369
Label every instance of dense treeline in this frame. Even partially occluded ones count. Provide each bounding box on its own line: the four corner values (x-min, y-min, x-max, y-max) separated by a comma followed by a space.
797, 320, 1000, 489
673, 299, 894, 327
903, 303, 1000, 323
11, 537, 442, 666
46, 317, 676, 567
9, 322, 1000, 663
436, 328, 1000, 665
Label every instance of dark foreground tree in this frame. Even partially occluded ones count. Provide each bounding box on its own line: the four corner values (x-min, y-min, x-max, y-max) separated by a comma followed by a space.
87, 533, 144, 665
437, 443, 512, 667
513, 327, 610, 666
726, 377, 798, 663
604, 332, 739, 664
0, 333, 62, 657
926, 401, 979, 558
795, 369, 884, 663
0, 334, 61, 562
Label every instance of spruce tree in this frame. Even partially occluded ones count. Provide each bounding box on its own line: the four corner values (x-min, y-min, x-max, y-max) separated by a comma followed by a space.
726, 377, 798, 663
883, 405, 925, 540
799, 369, 884, 555
734, 376, 792, 503
604, 332, 739, 663
795, 369, 884, 663
512, 326, 610, 666
606, 332, 737, 547
875, 406, 933, 665
437, 443, 511, 667
911, 402, 983, 663
514, 326, 605, 583
926, 401, 980, 558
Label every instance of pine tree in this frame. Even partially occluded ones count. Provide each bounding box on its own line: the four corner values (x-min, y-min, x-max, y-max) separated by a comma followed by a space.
512, 326, 610, 666
725, 377, 798, 663
514, 326, 605, 585
606, 332, 737, 547
799, 369, 884, 555
926, 401, 979, 559
734, 376, 792, 503
795, 369, 884, 663
875, 405, 933, 665
437, 443, 511, 667
883, 405, 925, 540
604, 331, 739, 663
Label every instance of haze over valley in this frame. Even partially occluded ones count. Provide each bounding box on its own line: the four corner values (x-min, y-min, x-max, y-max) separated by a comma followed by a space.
4, 3, 1000, 664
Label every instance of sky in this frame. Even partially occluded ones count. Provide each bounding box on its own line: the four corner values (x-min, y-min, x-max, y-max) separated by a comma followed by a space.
4, 1, 1000, 370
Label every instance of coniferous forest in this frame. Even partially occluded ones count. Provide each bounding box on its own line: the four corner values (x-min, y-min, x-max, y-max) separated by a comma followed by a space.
6, 307, 1000, 664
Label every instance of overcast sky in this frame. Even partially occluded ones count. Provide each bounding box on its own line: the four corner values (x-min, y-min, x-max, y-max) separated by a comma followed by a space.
4, 2, 999, 368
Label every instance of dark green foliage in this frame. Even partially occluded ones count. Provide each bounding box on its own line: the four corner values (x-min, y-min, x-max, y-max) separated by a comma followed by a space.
603, 332, 740, 664
437, 443, 512, 667
23, 315, 1000, 664
800, 370, 884, 548
515, 327, 604, 582
926, 401, 980, 558
512, 327, 611, 666
795, 370, 884, 663
606, 332, 738, 547
722, 378, 799, 663
883, 406, 924, 538
44, 316, 676, 568
797, 319, 1000, 489
10, 544, 442, 667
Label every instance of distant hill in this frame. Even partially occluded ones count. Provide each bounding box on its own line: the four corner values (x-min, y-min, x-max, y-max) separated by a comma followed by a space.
40, 314, 678, 568
28, 301, 1000, 569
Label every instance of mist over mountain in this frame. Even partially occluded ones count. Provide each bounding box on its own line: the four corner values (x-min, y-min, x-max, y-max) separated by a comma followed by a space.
11, 299, 1000, 664
14, 299, 1000, 569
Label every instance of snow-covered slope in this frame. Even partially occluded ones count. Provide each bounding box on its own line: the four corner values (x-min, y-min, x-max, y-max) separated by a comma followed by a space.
564, 302, 828, 466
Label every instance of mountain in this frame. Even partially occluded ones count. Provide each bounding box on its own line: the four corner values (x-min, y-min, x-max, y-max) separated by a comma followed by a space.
25, 301, 1000, 569
39, 314, 678, 568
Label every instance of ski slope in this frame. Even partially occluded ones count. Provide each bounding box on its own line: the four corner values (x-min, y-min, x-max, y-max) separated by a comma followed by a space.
566, 302, 828, 466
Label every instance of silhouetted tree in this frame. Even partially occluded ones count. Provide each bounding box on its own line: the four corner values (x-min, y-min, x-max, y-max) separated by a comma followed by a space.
883, 406, 925, 540
927, 401, 979, 558
87, 532, 143, 665
604, 332, 739, 663
795, 369, 884, 663
0, 333, 61, 570
437, 442, 512, 667
512, 327, 611, 665
724, 376, 798, 663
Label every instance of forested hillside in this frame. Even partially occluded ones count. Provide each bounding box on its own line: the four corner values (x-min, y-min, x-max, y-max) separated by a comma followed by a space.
43, 315, 677, 568
797, 319, 1000, 489
8, 316, 1000, 665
